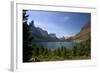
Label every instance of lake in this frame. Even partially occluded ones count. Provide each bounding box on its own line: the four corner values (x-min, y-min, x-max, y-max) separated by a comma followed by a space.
35, 41, 77, 49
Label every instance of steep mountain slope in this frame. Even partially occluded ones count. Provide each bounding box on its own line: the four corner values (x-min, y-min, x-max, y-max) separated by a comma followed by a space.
73, 21, 91, 42
28, 21, 59, 41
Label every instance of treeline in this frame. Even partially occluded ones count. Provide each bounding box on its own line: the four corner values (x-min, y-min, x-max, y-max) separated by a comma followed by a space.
73, 37, 91, 57
29, 45, 73, 62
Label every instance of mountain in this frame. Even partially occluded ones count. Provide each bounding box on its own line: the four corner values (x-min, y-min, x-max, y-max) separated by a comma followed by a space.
60, 36, 71, 41
64, 21, 91, 42
72, 21, 91, 42
28, 21, 45, 41
49, 33, 57, 38
28, 21, 59, 41
36, 27, 49, 38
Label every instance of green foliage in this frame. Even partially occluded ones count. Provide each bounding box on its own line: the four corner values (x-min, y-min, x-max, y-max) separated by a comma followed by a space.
72, 36, 91, 57
23, 10, 34, 62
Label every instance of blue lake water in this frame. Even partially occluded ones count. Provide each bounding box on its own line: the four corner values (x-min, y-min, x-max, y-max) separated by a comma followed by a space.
36, 41, 77, 49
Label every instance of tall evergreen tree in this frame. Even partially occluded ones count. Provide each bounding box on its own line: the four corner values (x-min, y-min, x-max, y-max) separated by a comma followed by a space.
23, 10, 33, 62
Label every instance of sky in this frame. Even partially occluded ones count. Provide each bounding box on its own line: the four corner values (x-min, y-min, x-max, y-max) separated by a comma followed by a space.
26, 10, 91, 38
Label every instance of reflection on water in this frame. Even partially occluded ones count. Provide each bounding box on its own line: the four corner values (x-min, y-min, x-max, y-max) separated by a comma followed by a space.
35, 41, 77, 49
